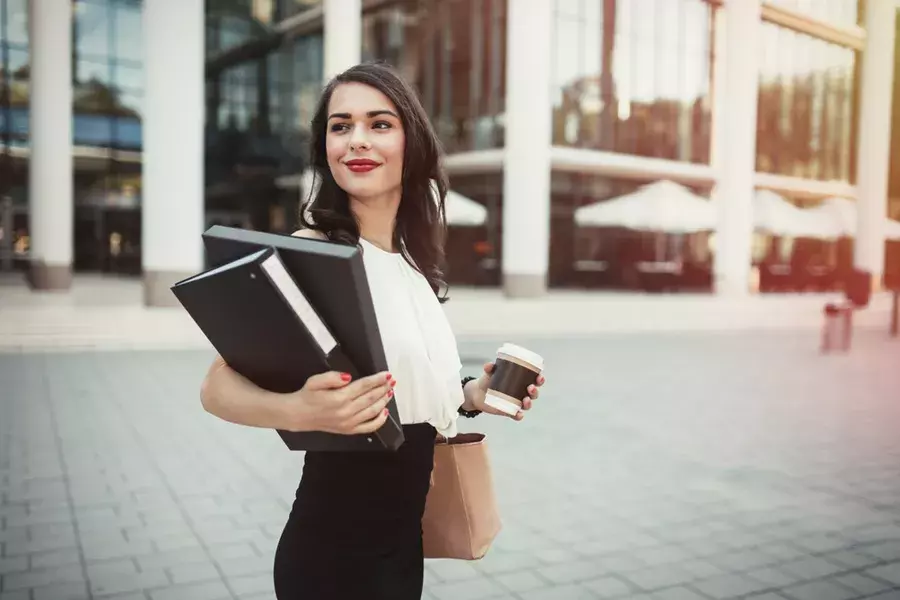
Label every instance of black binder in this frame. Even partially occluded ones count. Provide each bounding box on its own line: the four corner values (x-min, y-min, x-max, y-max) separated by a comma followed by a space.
171, 245, 404, 452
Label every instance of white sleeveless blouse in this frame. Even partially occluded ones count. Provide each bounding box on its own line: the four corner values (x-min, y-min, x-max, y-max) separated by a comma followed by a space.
357, 237, 465, 438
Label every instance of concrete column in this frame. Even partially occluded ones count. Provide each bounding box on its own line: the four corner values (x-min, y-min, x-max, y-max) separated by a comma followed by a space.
853, 0, 897, 282
141, 2, 205, 307
28, 0, 73, 290
323, 0, 362, 81
501, 0, 553, 297
711, 0, 762, 297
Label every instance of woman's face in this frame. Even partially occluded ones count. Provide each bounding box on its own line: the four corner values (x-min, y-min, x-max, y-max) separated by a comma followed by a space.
325, 82, 405, 202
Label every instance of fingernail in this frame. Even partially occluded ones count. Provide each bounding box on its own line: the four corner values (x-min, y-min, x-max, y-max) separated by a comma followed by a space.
383, 408, 389, 416
386, 373, 393, 381
387, 389, 394, 398
390, 379, 396, 387
340, 373, 351, 382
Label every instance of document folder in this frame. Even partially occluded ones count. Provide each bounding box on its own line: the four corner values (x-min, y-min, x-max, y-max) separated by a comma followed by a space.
173, 231, 404, 452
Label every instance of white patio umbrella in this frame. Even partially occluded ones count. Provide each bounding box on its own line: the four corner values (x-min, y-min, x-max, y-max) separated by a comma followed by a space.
574, 179, 716, 233
430, 181, 488, 226
806, 197, 857, 237
886, 219, 900, 241
442, 190, 488, 227
753, 189, 842, 239
798, 196, 900, 241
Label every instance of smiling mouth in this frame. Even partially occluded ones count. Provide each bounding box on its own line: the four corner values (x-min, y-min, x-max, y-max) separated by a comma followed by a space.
344, 159, 381, 173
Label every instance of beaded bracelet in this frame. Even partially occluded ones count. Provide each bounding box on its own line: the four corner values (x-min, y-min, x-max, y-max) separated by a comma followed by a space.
458, 376, 482, 418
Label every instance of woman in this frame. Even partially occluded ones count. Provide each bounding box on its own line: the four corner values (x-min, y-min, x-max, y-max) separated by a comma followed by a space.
198, 62, 545, 599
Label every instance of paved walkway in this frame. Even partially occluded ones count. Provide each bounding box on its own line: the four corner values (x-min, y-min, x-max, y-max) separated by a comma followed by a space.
2, 331, 900, 599
0, 274, 897, 352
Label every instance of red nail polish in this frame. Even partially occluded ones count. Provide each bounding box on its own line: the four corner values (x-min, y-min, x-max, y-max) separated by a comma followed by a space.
387, 389, 394, 398
386, 373, 393, 381
340, 373, 351, 382
390, 379, 396, 387
383, 408, 389, 416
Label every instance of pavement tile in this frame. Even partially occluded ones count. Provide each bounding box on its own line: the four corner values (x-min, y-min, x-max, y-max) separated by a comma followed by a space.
2, 331, 900, 599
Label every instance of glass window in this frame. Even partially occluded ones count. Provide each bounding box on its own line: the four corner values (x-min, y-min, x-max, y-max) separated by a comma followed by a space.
116, 88, 141, 117
72, 0, 145, 150
445, 172, 502, 285
114, 63, 142, 97
362, 0, 507, 154
75, 0, 112, 60
5, 47, 28, 81
4, 0, 28, 46
74, 113, 113, 146
113, 2, 142, 63
551, 0, 713, 164
756, 22, 857, 183
77, 59, 113, 87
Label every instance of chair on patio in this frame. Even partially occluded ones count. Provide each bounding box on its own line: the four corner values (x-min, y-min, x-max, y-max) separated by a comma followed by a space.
821, 269, 871, 353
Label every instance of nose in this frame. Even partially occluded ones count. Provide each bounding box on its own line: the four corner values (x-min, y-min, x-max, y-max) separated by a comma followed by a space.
348, 124, 370, 151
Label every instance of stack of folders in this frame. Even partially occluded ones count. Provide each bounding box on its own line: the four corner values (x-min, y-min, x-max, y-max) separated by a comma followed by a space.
171, 246, 389, 452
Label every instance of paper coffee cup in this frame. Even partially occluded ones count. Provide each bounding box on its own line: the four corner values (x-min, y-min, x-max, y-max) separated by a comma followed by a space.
484, 343, 543, 416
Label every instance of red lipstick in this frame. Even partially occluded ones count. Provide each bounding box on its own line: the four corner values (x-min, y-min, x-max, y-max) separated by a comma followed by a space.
344, 158, 381, 173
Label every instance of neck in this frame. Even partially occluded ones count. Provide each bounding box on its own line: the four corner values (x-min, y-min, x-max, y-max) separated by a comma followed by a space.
350, 188, 401, 252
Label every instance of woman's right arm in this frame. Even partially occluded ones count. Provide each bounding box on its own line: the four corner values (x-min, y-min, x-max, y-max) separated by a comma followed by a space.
200, 354, 301, 431
200, 356, 395, 434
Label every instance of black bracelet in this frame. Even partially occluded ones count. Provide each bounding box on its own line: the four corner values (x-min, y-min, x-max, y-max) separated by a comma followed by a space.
458, 376, 482, 418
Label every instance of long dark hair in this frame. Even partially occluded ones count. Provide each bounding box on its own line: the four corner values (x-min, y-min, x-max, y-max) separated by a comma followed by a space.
299, 61, 450, 303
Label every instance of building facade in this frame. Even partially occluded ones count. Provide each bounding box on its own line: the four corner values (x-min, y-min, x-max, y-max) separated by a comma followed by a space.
0, 0, 897, 304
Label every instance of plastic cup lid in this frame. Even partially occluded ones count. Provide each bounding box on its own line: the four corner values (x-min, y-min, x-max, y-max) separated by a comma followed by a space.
498, 343, 543, 371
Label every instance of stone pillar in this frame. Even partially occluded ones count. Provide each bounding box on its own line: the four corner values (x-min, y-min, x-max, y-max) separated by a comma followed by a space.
28, 0, 73, 290
501, 0, 553, 297
711, 0, 762, 297
323, 0, 362, 81
141, 1, 205, 307
853, 0, 897, 282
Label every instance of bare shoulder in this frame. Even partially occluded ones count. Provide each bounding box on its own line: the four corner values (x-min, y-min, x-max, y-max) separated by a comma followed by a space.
291, 229, 327, 241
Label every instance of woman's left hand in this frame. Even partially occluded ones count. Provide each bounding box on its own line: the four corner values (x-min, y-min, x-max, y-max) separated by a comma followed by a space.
466, 362, 546, 421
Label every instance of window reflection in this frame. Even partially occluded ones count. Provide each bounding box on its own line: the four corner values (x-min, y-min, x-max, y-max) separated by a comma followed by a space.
76, 59, 113, 87
756, 22, 857, 182
5, 47, 27, 80
113, 5, 142, 62
205, 29, 321, 201
71, 0, 144, 150
362, 0, 507, 154
551, 0, 714, 164
3, 0, 27, 46
445, 173, 502, 286
75, 1, 112, 59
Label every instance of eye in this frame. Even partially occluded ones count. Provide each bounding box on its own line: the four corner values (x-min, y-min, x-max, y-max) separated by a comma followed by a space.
372, 121, 393, 130
329, 123, 349, 133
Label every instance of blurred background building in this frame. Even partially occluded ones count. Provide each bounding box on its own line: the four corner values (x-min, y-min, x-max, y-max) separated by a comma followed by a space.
1, 0, 899, 304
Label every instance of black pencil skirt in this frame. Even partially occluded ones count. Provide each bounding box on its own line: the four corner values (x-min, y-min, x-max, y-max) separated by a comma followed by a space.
273, 423, 437, 600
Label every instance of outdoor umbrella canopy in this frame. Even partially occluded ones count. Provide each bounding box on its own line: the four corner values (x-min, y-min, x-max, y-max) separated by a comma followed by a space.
433, 184, 488, 227
573, 179, 716, 233
801, 196, 900, 241
753, 189, 842, 239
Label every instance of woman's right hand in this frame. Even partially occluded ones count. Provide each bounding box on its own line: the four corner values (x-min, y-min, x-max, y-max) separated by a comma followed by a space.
284, 370, 396, 435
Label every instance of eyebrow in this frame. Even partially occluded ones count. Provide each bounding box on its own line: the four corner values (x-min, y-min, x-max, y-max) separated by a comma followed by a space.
327, 110, 399, 121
